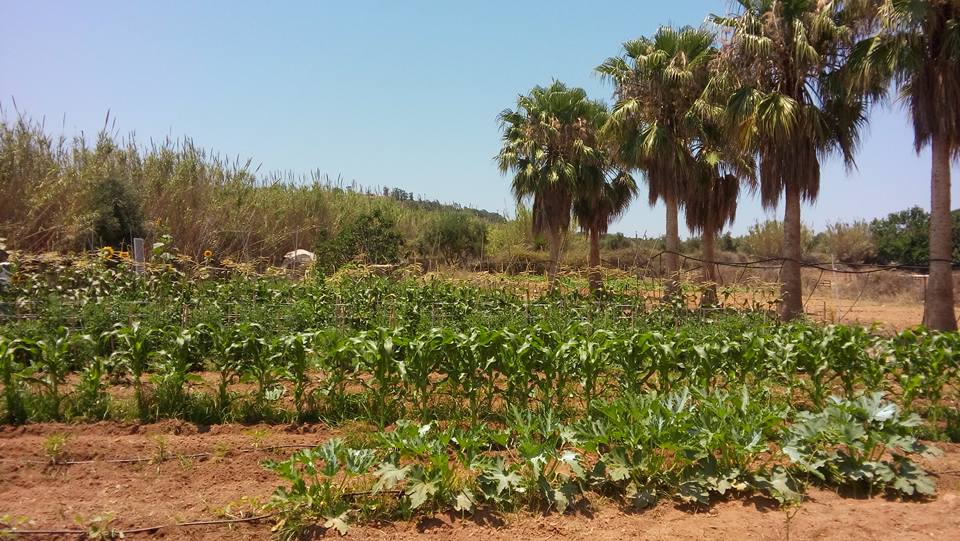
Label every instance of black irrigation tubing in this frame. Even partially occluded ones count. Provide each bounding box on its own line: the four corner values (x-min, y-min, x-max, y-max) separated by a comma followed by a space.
651, 250, 960, 274
0, 490, 414, 537
0, 513, 276, 537
0, 443, 323, 466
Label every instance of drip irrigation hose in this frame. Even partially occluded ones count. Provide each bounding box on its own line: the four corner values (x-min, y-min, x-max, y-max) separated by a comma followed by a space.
0, 443, 322, 466
0, 513, 275, 537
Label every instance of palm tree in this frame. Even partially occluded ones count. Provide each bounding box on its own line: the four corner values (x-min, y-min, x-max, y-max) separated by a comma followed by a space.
711, 0, 867, 320
573, 169, 637, 293
683, 111, 756, 305
848, 0, 960, 331
684, 166, 747, 306
598, 26, 717, 297
497, 82, 608, 288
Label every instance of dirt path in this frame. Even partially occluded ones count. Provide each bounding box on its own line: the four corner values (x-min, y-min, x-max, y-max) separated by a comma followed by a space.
2, 423, 959, 540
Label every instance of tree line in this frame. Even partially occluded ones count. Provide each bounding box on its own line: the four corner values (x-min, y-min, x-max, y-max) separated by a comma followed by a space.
497, 0, 960, 330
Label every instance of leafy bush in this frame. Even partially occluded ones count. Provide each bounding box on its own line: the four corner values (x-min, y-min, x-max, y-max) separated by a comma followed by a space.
816, 221, 876, 264
417, 212, 487, 263
264, 391, 938, 536
739, 220, 815, 259
90, 176, 146, 248
315, 208, 405, 274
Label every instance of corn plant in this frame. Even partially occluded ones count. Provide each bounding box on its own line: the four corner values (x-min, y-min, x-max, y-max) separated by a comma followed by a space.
226, 323, 278, 407
402, 329, 447, 418
890, 330, 959, 417
450, 327, 507, 420
69, 357, 110, 420
614, 331, 659, 395
275, 331, 318, 422
102, 322, 157, 421
345, 328, 408, 425
0, 336, 40, 424
498, 328, 547, 409
151, 328, 204, 419
29, 328, 92, 420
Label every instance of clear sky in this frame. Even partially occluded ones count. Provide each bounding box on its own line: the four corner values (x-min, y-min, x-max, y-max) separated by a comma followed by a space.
2, 0, 956, 237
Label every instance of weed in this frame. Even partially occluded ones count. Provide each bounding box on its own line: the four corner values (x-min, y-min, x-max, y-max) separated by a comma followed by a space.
150, 435, 169, 464
42, 433, 70, 464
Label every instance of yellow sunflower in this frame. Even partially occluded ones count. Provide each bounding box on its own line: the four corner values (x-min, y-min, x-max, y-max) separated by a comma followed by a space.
99, 246, 115, 259
203, 249, 213, 259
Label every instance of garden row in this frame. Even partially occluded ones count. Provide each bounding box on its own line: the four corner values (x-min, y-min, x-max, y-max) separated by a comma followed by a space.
1, 261, 774, 338
2, 321, 957, 431
262, 390, 937, 538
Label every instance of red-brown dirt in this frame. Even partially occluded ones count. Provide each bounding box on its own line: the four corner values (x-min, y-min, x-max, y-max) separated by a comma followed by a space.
2, 423, 959, 540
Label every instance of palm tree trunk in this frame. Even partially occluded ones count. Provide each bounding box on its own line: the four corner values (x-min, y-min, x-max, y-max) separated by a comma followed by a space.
922, 134, 957, 331
588, 226, 602, 293
664, 192, 681, 298
780, 180, 803, 320
547, 227, 562, 291
701, 224, 718, 307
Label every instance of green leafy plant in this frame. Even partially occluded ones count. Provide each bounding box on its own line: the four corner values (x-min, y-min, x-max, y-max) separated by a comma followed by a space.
782, 393, 937, 497
0, 337, 40, 424
102, 322, 158, 422
266, 439, 377, 539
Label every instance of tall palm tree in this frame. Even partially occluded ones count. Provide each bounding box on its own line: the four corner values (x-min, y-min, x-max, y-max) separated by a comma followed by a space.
712, 0, 867, 320
573, 169, 637, 293
598, 26, 717, 297
497, 82, 608, 288
848, 0, 960, 331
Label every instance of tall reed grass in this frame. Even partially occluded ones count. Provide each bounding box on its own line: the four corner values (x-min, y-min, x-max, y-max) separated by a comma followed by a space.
0, 113, 500, 263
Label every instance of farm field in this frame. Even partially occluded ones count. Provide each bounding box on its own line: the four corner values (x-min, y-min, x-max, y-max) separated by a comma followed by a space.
4, 0, 960, 538
1, 259, 959, 539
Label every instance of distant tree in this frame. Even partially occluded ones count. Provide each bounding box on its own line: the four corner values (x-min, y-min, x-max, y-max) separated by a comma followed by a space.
718, 232, 737, 252
684, 171, 744, 305
818, 220, 877, 264
740, 220, 816, 260
573, 171, 637, 292
497, 82, 608, 289
870, 206, 960, 266
602, 232, 633, 251
598, 25, 717, 297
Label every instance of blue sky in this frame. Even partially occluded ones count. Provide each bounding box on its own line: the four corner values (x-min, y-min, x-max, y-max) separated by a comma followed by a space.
2, 0, 955, 237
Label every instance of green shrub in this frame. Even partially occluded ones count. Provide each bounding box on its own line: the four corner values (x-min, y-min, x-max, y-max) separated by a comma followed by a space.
817, 221, 876, 264
90, 176, 146, 248
601, 232, 633, 251
870, 207, 960, 266
418, 213, 487, 263
739, 220, 814, 259
315, 208, 405, 273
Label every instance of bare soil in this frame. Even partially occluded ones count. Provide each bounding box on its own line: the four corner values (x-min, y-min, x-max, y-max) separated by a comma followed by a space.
804, 294, 929, 331
2, 423, 959, 540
